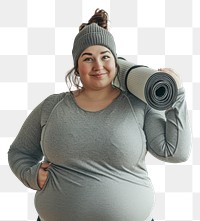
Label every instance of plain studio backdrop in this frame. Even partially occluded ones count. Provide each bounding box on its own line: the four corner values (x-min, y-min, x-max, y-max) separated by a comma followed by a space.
0, 0, 200, 220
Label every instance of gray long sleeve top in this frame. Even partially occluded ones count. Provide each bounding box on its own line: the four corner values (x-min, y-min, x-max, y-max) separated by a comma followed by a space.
8, 89, 191, 221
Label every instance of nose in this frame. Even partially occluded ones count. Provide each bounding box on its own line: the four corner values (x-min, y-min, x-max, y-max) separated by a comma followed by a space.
93, 59, 103, 71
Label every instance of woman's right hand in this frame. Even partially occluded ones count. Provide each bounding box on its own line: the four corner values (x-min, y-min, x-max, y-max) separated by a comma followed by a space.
158, 68, 182, 89
37, 162, 51, 189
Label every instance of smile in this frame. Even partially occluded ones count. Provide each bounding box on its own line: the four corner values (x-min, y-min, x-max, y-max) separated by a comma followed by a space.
91, 73, 107, 78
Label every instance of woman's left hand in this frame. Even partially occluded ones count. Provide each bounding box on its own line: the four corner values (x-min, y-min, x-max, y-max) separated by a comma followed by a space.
158, 68, 182, 89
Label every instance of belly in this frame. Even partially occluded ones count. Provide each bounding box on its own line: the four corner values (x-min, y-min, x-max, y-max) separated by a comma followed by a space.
35, 165, 155, 221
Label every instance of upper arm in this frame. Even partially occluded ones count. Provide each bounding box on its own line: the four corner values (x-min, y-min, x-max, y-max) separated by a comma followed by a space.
8, 100, 44, 165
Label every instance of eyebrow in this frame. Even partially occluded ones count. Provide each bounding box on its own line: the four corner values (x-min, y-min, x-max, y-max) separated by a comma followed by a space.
81, 50, 111, 57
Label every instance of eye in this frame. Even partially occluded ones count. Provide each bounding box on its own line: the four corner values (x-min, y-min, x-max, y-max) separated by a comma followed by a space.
83, 57, 93, 62
102, 55, 110, 60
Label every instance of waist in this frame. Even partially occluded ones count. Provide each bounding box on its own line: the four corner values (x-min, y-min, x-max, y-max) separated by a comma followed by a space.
35, 164, 155, 221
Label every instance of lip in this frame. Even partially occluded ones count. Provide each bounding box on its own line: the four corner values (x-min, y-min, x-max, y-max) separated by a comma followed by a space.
91, 73, 107, 78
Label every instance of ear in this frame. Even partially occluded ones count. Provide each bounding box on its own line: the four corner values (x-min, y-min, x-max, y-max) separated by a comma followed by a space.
75, 66, 79, 75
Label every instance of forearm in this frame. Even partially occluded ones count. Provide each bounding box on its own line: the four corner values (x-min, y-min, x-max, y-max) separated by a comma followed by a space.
145, 88, 192, 163
8, 148, 42, 190
8, 101, 44, 190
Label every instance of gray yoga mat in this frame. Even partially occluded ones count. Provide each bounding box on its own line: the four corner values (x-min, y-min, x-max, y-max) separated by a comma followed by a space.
114, 58, 178, 110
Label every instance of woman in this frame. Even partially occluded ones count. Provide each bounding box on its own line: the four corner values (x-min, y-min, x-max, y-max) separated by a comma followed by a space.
8, 9, 191, 221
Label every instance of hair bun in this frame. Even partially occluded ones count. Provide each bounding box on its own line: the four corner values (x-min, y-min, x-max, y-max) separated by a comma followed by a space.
79, 9, 109, 31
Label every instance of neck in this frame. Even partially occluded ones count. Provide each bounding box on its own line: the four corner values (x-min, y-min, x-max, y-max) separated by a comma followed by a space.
72, 86, 121, 112
79, 86, 118, 102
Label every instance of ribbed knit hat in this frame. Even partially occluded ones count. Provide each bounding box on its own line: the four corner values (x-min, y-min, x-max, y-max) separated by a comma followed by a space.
72, 23, 117, 66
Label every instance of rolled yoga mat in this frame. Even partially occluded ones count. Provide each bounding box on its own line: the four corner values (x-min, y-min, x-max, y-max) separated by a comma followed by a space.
114, 58, 178, 110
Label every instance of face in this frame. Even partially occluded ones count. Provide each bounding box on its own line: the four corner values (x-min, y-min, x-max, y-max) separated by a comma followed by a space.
77, 45, 117, 91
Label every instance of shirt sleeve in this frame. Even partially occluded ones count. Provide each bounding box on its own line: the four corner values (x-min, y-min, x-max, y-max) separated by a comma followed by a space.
144, 87, 192, 163
8, 101, 44, 190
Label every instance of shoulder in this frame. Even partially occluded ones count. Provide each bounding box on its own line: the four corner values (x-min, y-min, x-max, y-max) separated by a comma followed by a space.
40, 92, 68, 126
44, 92, 67, 102
121, 91, 151, 121
121, 90, 147, 110
120, 91, 150, 128
42, 91, 72, 108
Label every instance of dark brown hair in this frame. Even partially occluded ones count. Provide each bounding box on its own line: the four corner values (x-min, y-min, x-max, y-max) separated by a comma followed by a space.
79, 9, 109, 31
65, 9, 119, 91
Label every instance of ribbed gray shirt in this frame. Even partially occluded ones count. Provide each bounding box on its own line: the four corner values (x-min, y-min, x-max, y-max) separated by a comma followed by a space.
8, 89, 191, 221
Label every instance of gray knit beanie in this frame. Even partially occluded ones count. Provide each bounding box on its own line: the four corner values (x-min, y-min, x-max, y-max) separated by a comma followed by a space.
72, 23, 117, 66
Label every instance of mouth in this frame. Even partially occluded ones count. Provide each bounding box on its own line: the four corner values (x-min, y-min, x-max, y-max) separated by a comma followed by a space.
91, 73, 107, 79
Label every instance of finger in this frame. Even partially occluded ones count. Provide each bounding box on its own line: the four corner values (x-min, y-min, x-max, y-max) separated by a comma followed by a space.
38, 169, 49, 188
158, 68, 166, 71
158, 68, 172, 72
40, 162, 51, 169
39, 168, 49, 176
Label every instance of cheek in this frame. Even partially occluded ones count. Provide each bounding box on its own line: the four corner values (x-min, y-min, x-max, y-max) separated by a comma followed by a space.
106, 57, 117, 69
78, 64, 90, 76
106, 61, 117, 75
